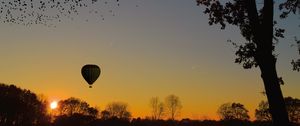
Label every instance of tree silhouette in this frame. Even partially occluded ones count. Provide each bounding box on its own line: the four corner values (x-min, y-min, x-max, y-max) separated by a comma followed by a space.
57, 97, 98, 117
165, 94, 182, 121
255, 97, 300, 124
100, 110, 111, 120
149, 97, 164, 120
0, 83, 50, 126
255, 101, 272, 121
217, 102, 250, 121
53, 97, 98, 126
196, 0, 299, 125
285, 97, 300, 124
105, 102, 132, 120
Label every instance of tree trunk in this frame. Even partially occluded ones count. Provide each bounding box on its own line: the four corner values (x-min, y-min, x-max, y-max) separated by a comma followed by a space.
254, 0, 290, 125
258, 54, 290, 126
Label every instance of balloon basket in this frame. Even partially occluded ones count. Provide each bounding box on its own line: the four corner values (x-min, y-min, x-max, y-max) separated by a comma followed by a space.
89, 86, 92, 88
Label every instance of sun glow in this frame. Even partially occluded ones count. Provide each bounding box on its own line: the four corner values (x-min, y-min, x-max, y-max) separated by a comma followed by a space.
50, 101, 58, 109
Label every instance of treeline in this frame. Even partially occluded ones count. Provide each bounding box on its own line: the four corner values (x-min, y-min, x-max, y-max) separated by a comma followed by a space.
0, 83, 299, 126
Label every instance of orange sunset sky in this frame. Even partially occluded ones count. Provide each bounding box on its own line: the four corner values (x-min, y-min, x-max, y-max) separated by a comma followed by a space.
0, 0, 299, 120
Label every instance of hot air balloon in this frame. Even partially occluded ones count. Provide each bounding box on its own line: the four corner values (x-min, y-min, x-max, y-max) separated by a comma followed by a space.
81, 64, 101, 88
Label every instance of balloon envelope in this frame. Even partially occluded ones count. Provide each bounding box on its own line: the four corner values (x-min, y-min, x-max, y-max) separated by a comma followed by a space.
81, 64, 101, 88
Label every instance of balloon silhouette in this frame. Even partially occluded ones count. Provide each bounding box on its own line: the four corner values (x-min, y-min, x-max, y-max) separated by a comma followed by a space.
81, 64, 101, 88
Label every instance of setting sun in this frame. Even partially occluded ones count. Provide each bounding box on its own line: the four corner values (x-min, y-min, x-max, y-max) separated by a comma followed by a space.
50, 101, 58, 109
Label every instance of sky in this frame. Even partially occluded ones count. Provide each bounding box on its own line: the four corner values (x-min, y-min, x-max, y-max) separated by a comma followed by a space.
0, 0, 299, 120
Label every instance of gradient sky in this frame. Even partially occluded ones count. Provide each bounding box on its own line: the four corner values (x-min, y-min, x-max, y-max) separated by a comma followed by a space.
0, 0, 299, 120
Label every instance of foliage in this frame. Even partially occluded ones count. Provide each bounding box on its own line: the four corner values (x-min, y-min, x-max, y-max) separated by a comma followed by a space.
292, 37, 300, 71
0, 83, 50, 126
100, 110, 111, 120
255, 97, 300, 124
279, 0, 300, 71
57, 97, 98, 117
104, 102, 132, 120
197, 0, 280, 69
279, 0, 300, 18
53, 97, 98, 126
217, 102, 249, 121
255, 101, 272, 121
285, 97, 300, 124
